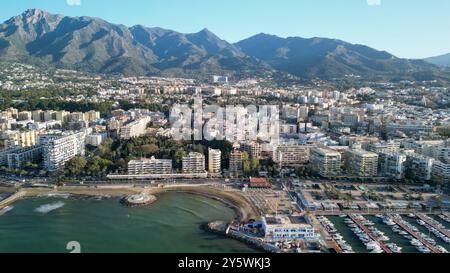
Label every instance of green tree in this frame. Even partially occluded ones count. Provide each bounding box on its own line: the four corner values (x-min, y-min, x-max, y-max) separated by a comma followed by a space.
65, 156, 87, 177
251, 157, 260, 173
242, 151, 251, 175
141, 144, 159, 155
174, 149, 185, 169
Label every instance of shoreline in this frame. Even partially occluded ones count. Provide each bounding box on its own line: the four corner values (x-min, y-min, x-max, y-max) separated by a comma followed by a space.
0, 184, 265, 252
0, 184, 260, 221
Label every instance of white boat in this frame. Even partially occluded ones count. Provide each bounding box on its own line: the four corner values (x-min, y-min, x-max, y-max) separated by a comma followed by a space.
417, 246, 431, 253
387, 243, 402, 253
410, 239, 423, 247
382, 218, 396, 226
371, 247, 384, 253
365, 241, 380, 251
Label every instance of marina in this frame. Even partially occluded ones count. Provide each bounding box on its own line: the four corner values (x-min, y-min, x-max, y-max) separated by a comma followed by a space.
320, 213, 450, 253
431, 214, 450, 229
403, 215, 450, 252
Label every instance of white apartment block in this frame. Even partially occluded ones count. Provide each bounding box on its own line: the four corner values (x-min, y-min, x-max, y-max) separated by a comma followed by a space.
5, 146, 42, 169
85, 133, 107, 147
120, 116, 150, 139
369, 140, 400, 154
378, 152, 407, 180
128, 157, 173, 175
182, 152, 205, 173
0, 130, 40, 148
405, 154, 435, 181
208, 148, 222, 175
432, 160, 450, 185
273, 144, 310, 167
310, 147, 342, 177
39, 131, 86, 171
345, 149, 379, 177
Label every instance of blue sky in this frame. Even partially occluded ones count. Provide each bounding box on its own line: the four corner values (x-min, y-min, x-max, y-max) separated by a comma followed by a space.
1, 0, 449, 59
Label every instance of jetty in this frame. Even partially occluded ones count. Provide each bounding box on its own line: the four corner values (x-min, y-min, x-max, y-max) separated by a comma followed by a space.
416, 213, 450, 238
391, 216, 441, 253
0, 191, 25, 209
349, 214, 392, 253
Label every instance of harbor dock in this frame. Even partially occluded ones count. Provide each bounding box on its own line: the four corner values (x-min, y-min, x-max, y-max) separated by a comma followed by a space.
416, 213, 450, 238
391, 216, 441, 253
349, 214, 392, 253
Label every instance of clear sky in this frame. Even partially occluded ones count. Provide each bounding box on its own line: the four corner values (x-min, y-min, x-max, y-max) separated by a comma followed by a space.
1, 0, 449, 59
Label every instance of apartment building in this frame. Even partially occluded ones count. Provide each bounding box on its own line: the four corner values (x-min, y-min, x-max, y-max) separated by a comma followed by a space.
310, 147, 342, 177
432, 160, 450, 185
0, 130, 40, 148
369, 140, 401, 154
240, 141, 262, 159
273, 144, 310, 167
128, 157, 173, 175
345, 149, 379, 177
182, 152, 205, 173
120, 116, 150, 140
208, 148, 221, 175
405, 154, 435, 181
38, 131, 86, 171
229, 149, 243, 175
378, 152, 407, 180
5, 146, 43, 169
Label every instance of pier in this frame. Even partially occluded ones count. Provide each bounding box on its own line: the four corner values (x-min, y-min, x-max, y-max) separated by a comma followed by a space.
0, 191, 25, 209
391, 216, 441, 253
348, 214, 392, 253
325, 239, 343, 253
415, 213, 450, 238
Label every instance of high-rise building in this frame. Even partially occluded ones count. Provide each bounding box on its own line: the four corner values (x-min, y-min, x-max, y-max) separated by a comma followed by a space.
240, 141, 262, 159
229, 149, 243, 175
208, 148, 221, 175
345, 149, 379, 177
310, 147, 342, 177
405, 154, 434, 181
39, 132, 86, 171
273, 144, 310, 167
432, 160, 450, 185
182, 152, 205, 173
128, 157, 172, 175
378, 152, 407, 180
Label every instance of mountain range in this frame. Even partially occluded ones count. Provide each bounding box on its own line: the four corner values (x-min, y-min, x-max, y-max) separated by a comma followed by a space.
425, 53, 450, 67
0, 9, 449, 81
